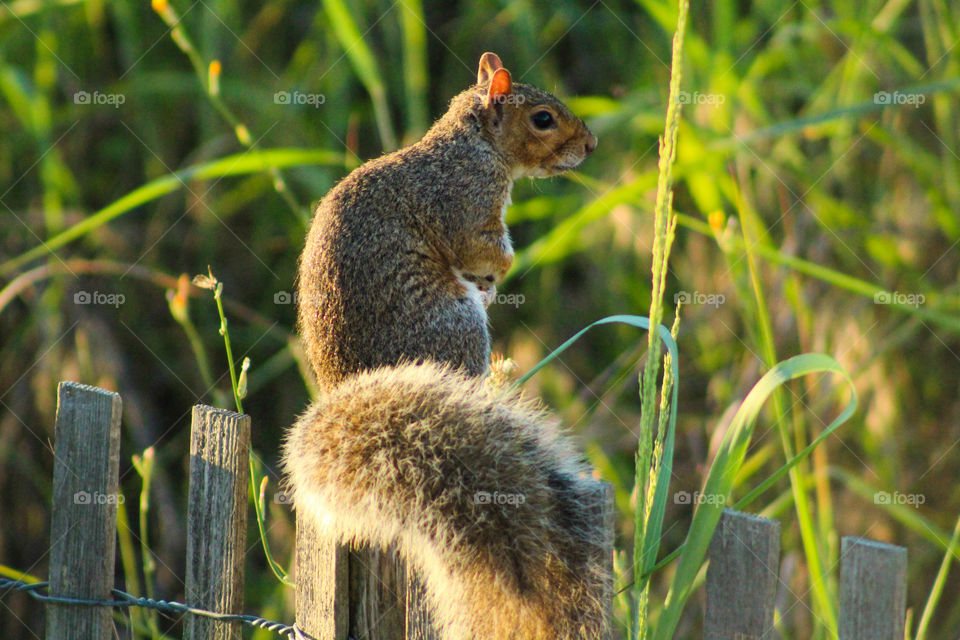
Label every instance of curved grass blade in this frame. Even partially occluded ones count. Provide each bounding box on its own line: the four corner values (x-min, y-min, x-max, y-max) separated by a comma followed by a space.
652, 353, 856, 640
514, 314, 679, 589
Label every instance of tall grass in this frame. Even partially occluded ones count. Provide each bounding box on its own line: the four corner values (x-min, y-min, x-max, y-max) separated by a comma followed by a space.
632, 0, 687, 635
626, 4, 861, 639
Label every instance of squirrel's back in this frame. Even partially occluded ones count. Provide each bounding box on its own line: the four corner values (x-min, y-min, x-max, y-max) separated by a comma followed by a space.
297, 53, 596, 390
298, 128, 506, 390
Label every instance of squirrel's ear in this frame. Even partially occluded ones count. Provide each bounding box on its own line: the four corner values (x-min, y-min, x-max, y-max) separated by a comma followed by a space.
483, 68, 512, 109
477, 52, 505, 86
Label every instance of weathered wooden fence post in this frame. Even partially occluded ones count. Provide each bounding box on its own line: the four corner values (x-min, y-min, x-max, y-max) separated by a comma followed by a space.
404, 570, 437, 640
295, 478, 614, 639
296, 514, 349, 639
33, 383, 918, 638
185, 405, 250, 640
839, 536, 907, 640
349, 545, 408, 639
704, 508, 781, 640
591, 481, 616, 640
47, 382, 123, 640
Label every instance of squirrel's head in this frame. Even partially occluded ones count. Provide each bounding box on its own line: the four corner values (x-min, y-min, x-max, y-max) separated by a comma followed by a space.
471, 52, 597, 179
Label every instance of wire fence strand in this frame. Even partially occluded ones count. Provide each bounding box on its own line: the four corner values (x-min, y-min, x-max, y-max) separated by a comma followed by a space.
0, 577, 305, 638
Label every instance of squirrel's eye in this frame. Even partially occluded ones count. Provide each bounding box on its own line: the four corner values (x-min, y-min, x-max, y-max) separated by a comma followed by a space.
530, 110, 555, 130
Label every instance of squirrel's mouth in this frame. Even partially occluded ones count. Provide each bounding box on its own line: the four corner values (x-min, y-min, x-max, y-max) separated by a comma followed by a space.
544, 156, 584, 174
525, 154, 585, 178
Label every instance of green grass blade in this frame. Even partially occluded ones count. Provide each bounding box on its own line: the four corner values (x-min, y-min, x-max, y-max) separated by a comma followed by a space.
642, 342, 677, 576
638, 386, 858, 584
712, 77, 960, 150
652, 353, 856, 640
115, 498, 144, 638
734, 390, 858, 510
507, 173, 657, 279
737, 185, 838, 634
321, 0, 397, 150
398, 0, 428, 139
676, 213, 960, 332
1, 148, 344, 277
513, 313, 680, 611
915, 512, 960, 640
514, 314, 678, 392
634, 1, 687, 634
830, 467, 956, 553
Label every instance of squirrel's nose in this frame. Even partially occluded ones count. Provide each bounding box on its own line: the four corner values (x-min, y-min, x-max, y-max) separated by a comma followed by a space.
584, 134, 597, 155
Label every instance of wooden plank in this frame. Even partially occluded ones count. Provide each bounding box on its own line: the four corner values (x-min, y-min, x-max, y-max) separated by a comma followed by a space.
705, 508, 781, 640
839, 536, 907, 640
295, 481, 614, 640
405, 571, 438, 640
590, 480, 616, 640
350, 544, 407, 640
47, 382, 123, 640
184, 405, 250, 640
295, 511, 349, 639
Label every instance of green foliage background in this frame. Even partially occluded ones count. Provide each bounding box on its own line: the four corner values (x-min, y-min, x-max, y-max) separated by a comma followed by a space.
1, 0, 959, 637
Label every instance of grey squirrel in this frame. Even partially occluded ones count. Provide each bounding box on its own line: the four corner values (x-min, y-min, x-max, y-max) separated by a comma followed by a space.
283, 53, 607, 639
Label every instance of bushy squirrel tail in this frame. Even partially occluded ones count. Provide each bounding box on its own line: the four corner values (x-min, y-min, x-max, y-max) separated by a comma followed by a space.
282, 361, 609, 640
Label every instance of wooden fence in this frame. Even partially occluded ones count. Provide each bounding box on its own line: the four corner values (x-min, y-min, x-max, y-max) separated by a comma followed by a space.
43, 381, 906, 639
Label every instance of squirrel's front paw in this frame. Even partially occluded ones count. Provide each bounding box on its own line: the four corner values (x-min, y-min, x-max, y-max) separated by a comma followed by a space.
454, 271, 498, 307
468, 274, 498, 307
480, 284, 497, 307
469, 274, 497, 305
